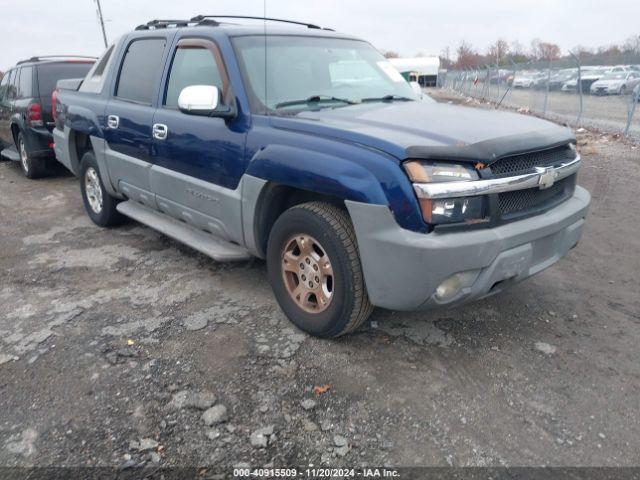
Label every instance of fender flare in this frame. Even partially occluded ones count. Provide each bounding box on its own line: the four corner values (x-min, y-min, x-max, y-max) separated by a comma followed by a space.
245, 144, 389, 205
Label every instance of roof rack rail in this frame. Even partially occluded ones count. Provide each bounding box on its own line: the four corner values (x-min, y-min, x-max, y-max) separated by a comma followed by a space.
17, 55, 98, 65
190, 15, 333, 30
135, 18, 221, 30
134, 16, 333, 32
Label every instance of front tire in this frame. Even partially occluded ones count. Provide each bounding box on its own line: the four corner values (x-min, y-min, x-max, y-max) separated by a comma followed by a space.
79, 151, 124, 227
18, 132, 46, 179
267, 202, 373, 338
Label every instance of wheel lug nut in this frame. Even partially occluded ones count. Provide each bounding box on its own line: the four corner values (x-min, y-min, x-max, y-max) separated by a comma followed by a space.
315, 276, 319, 282
313, 265, 318, 271
308, 282, 313, 288
299, 263, 305, 269
302, 275, 306, 281
305, 258, 311, 264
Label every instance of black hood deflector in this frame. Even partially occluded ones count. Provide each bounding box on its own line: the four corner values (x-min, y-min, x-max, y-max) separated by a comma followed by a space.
405, 127, 575, 165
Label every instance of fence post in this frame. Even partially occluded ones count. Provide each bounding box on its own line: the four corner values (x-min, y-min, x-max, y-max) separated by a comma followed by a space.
624, 88, 638, 137
497, 60, 516, 109
542, 58, 551, 116
570, 52, 583, 124
480, 64, 490, 100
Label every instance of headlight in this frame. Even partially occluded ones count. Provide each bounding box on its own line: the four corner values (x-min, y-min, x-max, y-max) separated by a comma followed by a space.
404, 161, 486, 225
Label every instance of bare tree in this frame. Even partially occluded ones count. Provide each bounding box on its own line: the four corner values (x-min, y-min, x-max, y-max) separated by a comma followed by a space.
455, 40, 482, 69
439, 46, 452, 69
488, 39, 509, 65
530, 38, 561, 60
622, 34, 640, 54
383, 51, 400, 59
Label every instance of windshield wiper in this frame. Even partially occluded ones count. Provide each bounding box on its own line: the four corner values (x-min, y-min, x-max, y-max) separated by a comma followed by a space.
361, 94, 414, 103
275, 95, 358, 109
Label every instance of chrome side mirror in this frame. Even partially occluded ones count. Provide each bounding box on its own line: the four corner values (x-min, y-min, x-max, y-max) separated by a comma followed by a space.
178, 85, 234, 117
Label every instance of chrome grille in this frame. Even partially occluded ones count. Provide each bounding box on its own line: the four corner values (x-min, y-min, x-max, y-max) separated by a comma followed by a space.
498, 175, 573, 216
490, 145, 576, 178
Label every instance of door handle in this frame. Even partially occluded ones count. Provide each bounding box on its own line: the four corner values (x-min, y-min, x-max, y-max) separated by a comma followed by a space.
107, 115, 119, 129
152, 123, 168, 140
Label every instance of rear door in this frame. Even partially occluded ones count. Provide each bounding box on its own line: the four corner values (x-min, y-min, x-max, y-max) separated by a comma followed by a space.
103, 36, 169, 206
0, 70, 15, 146
150, 37, 247, 242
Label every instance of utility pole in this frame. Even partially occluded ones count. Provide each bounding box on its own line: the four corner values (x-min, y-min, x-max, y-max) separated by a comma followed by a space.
94, 0, 108, 48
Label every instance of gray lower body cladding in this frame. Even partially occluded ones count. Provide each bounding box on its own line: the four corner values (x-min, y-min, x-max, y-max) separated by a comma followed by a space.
346, 186, 591, 311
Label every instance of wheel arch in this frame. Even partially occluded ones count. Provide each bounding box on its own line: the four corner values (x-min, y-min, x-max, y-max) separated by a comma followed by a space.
249, 181, 348, 258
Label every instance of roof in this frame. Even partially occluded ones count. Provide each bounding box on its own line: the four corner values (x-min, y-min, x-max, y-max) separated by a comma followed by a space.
389, 57, 440, 76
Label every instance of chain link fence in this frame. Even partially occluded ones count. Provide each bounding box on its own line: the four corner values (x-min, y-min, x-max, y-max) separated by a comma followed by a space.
437, 57, 640, 141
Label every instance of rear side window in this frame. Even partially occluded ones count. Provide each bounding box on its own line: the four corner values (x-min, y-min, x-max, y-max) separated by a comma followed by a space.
116, 38, 166, 104
17, 67, 33, 98
37, 62, 94, 97
164, 46, 224, 108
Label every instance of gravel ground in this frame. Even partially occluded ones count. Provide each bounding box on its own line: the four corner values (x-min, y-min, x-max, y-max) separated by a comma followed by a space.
436, 85, 640, 140
1, 103, 639, 471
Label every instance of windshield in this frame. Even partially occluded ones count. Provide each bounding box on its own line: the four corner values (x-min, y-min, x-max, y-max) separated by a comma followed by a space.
232, 35, 416, 113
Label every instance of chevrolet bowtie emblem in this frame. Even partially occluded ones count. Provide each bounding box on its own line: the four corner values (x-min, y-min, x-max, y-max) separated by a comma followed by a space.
535, 166, 557, 189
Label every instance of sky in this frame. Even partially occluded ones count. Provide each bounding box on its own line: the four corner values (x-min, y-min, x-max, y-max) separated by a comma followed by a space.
1, 0, 638, 71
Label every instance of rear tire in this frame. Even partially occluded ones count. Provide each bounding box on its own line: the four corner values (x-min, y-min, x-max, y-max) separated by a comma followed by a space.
79, 151, 124, 227
18, 132, 46, 179
267, 201, 373, 338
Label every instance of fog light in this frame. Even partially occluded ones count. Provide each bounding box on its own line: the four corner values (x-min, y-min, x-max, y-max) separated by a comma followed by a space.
435, 275, 462, 301
434, 270, 480, 302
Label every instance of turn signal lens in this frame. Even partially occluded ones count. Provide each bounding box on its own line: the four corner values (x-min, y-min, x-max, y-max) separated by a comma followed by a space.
404, 161, 478, 183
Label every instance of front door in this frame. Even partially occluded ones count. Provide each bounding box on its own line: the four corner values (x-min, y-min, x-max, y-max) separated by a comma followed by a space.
150, 37, 247, 243
103, 37, 168, 206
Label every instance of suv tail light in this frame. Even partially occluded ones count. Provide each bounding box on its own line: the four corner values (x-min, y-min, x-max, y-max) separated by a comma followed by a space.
51, 89, 59, 122
26, 102, 43, 127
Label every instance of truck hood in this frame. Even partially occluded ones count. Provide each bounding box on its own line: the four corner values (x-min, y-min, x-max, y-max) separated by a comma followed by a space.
270, 100, 574, 164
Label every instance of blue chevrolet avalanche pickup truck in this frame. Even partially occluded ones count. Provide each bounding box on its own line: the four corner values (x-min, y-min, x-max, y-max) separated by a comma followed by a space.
53, 16, 591, 337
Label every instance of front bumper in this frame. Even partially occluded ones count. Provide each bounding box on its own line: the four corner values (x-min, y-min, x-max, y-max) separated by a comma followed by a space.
346, 186, 590, 311
591, 85, 620, 95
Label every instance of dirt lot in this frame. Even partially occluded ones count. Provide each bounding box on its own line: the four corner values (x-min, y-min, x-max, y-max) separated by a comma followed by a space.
1, 106, 639, 471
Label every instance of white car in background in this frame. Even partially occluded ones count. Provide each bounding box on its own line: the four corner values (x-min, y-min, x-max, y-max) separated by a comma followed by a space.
561, 67, 609, 93
590, 71, 640, 95
512, 72, 544, 88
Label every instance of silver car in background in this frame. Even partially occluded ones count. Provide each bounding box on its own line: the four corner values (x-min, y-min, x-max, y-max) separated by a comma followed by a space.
590, 71, 640, 95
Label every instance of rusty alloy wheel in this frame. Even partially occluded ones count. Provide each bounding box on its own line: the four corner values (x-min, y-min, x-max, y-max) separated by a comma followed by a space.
281, 234, 334, 313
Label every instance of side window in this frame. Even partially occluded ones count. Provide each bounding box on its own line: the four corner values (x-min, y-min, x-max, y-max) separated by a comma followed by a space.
115, 38, 166, 104
164, 44, 225, 109
17, 66, 33, 98
0, 71, 9, 103
6, 69, 18, 101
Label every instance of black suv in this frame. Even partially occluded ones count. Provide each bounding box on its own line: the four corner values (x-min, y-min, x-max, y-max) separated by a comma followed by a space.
0, 56, 95, 178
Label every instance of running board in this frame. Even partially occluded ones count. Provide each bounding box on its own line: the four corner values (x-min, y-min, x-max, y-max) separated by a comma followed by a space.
116, 200, 252, 262
1, 147, 20, 162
